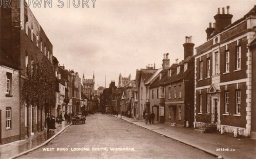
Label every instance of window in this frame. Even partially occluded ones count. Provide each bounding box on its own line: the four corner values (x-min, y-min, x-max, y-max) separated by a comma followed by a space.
6, 107, 12, 129
157, 88, 159, 99
44, 46, 47, 56
178, 106, 182, 120
6, 72, 12, 95
179, 85, 182, 98
199, 94, 202, 113
25, 22, 29, 35
199, 61, 203, 79
224, 92, 229, 114
207, 58, 211, 77
31, 29, 34, 41
235, 90, 241, 114
168, 87, 171, 99
215, 52, 219, 75
225, 51, 230, 73
184, 63, 188, 72
152, 90, 154, 99
206, 94, 211, 113
161, 87, 165, 98
40, 41, 43, 52
36, 35, 39, 47
177, 66, 180, 74
236, 45, 241, 70
174, 86, 177, 99
25, 55, 29, 68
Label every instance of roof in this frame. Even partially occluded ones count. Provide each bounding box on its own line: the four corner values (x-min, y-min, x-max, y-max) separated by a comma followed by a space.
135, 68, 157, 87
145, 68, 162, 85
149, 69, 168, 88
149, 56, 194, 88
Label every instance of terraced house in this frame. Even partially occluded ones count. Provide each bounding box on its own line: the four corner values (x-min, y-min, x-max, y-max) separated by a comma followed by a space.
194, 6, 256, 137
1, 1, 56, 139
164, 37, 195, 127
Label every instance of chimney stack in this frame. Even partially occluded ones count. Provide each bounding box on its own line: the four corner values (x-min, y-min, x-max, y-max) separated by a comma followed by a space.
206, 22, 215, 40
162, 53, 170, 69
183, 36, 194, 59
214, 6, 233, 33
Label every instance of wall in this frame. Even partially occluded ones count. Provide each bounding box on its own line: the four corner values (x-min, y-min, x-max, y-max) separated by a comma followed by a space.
0, 66, 20, 144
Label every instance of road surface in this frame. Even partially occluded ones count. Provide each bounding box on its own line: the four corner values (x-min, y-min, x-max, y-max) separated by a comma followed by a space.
19, 113, 215, 159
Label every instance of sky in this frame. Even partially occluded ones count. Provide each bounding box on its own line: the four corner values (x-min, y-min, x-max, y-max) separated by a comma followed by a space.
28, 0, 256, 88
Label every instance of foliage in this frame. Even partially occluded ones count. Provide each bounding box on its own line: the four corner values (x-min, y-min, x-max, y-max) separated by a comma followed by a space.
21, 56, 56, 111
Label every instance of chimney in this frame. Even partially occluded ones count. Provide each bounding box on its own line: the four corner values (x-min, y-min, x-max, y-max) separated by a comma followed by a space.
162, 53, 170, 69
214, 6, 233, 33
206, 22, 215, 40
183, 36, 194, 59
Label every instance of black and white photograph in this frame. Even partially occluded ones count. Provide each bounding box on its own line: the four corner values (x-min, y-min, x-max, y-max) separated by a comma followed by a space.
0, 0, 256, 158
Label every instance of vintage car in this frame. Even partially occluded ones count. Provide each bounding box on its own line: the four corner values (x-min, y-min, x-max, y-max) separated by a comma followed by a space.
71, 113, 86, 125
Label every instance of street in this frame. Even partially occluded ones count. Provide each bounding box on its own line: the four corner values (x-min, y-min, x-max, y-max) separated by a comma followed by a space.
19, 114, 215, 159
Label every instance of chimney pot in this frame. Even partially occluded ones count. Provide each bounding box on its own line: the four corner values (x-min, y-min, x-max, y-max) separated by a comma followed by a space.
213, 23, 216, 28
222, 7, 225, 14
209, 22, 212, 28
218, 8, 220, 14
227, 6, 230, 14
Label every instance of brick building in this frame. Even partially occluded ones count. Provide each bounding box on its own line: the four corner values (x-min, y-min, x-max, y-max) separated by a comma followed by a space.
163, 37, 195, 127
144, 54, 170, 123
194, 6, 256, 137
1, 1, 55, 138
0, 52, 20, 144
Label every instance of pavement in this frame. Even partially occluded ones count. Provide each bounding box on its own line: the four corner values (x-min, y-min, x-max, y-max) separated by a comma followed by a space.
0, 121, 70, 159
116, 115, 256, 159
17, 114, 215, 159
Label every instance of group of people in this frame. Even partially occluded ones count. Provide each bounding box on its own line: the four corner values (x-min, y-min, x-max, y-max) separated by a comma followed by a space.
143, 111, 155, 124
46, 113, 73, 133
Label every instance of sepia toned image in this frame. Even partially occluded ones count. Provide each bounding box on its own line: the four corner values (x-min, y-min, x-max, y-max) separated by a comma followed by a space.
0, 0, 256, 158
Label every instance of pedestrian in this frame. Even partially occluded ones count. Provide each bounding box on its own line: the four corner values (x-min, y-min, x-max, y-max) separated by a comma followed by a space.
46, 113, 51, 133
151, 112, 155, 124
145, 112, 148, 124
148, 113, 152, 124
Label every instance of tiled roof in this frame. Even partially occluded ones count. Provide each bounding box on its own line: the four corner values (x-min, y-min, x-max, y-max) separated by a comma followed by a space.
150, 56, 194, 88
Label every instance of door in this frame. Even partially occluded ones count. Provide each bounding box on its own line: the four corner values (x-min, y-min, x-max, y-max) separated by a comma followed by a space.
153, 106, 159, 122
214, 99, 218, 123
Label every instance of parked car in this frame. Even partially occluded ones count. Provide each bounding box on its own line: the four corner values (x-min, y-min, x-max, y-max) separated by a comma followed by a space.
72, 113, 86, 125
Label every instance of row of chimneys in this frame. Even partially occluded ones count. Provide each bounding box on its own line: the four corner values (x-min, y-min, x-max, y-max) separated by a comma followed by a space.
206, 6, 233, 40
162, 36, 194, 69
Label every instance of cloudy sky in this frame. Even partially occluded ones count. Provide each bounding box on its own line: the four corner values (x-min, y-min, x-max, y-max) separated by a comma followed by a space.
29, 0, 255, 88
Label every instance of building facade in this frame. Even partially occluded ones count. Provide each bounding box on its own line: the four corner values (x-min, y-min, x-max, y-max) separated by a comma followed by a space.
1, 1, 55, 139
0, 52, 20, 144
135, 66, 157, 119
82, 74, 95, 100
164, 37, 195, 127
118, 74, 131, 88
194, 6, 256, 137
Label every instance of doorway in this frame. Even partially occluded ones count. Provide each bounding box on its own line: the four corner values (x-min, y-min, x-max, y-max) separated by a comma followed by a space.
211, 97, 219, 124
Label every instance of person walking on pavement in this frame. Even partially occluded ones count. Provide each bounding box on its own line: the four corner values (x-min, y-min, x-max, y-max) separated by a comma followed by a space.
151, 112, 155, 124
149, 113, 152, 124
46, 113, 51, 133
145, 112, 149, 124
